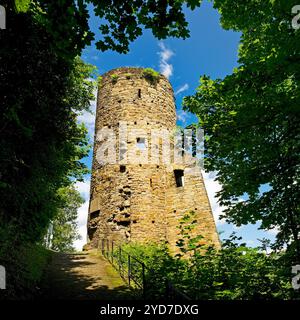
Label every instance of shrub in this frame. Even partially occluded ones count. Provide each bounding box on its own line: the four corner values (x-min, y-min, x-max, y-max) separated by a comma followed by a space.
1, 244, 51, 299
117, 238, 296, 300
118, 242, 186, 299
110, 212, 298, 300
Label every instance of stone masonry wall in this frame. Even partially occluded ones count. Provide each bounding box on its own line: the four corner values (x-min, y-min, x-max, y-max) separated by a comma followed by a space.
88, 67, 220, 252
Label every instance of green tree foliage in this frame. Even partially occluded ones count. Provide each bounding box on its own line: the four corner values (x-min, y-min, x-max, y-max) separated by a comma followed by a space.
22, 0, 203, 55
50, 185, 84, 252
174, 212, 295, 299
14, 0, 31, 12
183, 0, 300, 261
0, 7, 94, 271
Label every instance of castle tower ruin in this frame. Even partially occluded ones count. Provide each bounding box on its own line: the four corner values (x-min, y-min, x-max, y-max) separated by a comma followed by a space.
88, 67, 220, 252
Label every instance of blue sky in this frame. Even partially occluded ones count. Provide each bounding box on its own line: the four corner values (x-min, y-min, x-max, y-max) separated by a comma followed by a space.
75, 1, 277, 250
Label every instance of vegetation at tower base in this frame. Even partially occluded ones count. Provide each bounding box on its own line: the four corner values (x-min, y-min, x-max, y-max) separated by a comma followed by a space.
116, 212, 298, 300
183, 0, 300, 263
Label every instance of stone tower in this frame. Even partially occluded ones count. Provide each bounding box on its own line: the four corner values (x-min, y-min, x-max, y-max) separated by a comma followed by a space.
88, 67, 220, 252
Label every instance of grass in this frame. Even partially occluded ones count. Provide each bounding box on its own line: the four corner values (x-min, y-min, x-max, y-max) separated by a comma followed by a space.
2, 243, 52, 299
22, 244, 52, 285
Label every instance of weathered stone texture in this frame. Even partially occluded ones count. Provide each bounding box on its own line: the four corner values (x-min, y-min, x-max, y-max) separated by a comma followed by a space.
88, 67, 220, 252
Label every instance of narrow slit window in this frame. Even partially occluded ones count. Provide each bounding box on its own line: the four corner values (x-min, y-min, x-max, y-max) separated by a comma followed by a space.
174, 169, 184, 187
88, 227, 97, 241
138, 89, 141, 98
120, 165, 126, 173
90, 210, 100, 220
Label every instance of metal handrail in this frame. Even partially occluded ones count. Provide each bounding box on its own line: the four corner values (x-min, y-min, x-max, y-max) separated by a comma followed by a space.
100, 238, 190, 300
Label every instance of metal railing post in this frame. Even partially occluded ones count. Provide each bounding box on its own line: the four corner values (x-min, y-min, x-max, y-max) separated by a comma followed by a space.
128, 255, 131, 286
111, 241, 114, 264
142, 263, 146, 299
119, 246, 121, 273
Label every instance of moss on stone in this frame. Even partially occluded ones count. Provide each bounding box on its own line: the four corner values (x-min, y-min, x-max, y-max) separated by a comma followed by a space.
111, 74, 119, 84
124, 73, 133, 79
142, 68, 160, 85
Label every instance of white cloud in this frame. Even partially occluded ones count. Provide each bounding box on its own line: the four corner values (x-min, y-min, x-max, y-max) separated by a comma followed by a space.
175, 83, 189, 96
91, 55, 99, 61
75, 180, 90, 199
246, 240, 255, 246
201, 171, 226, 226
177, 109, 189, 124
158, 42, 174, 79
74, 226, 87, 250
266, 226, 279, 235
233, 224, 244, 230
73, 180, 91, 251
77, 199, 89, 229
74, 206, 89, 251
77, 89, 97, 141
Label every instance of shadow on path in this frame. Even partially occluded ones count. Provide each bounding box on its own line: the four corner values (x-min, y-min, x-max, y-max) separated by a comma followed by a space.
40, 251, 137, 300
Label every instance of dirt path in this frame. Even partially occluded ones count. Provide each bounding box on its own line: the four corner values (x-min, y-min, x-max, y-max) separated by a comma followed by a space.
40, 250, 133, 300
